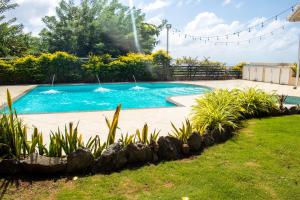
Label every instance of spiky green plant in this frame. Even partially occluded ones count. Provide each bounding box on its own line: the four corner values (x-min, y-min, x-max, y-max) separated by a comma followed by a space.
135, 123, 149, 144
50, 122, 83, 156
191, 89, 242, 134
85, 135, 105, 158
169, 119, 193, 143
0, 90, 30, 159
48, 132, 63, 157
149, 129, 160, 144
29, 127, 47, 155
105, 104, 121, 146
235, 88, 278, 117
135, 124, 160, 144
119, 133, 134, 147
278, 94, 287, 111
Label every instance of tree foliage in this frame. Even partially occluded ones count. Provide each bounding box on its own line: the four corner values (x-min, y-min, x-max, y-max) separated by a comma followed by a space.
40, 0, 164, 57
0, 0, 32, 57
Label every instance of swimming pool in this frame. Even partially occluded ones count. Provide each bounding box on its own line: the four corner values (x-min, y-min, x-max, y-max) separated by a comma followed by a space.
11, 83, 210, 114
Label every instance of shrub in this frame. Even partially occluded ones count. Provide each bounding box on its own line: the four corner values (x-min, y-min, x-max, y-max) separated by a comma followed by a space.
13, 55, 41, 83
0, 59, 14, 84
82, 54, 111, 82
109, 53, 153, 82
235, 88, 278, 118
232, 62, 247, 71
151, 49, 171, 66
191, 88, 279, 135
191, 89, 242, 134
39, 51, 82, 83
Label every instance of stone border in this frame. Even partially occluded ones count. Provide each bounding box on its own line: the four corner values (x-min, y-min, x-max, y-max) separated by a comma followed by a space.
1, 107, 299, 177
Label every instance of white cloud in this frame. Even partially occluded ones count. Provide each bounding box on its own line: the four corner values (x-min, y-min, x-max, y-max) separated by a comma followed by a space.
147, 15, 164, 25
142, 0, 172, 12
7, 0, 60, 35
222, 0, 231, 6
155, 11, 300, 64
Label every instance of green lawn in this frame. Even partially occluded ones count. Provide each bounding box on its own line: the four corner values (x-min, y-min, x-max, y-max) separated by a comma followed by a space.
2, 115, 300, 200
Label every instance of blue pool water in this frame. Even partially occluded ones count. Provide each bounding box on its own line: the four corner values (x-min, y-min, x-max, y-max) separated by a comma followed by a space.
286, 96, 300, 105
11, 83, 210, 114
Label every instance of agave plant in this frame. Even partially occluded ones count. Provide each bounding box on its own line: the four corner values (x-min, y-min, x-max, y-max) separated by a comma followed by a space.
105, 104, 121, 146
169, 119, 193, 143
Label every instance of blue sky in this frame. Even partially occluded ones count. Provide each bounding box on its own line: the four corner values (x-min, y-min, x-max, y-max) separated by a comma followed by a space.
8, 0, 300, 64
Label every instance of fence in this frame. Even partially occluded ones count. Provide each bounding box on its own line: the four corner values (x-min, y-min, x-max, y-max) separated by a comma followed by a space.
169, 65, 242, 80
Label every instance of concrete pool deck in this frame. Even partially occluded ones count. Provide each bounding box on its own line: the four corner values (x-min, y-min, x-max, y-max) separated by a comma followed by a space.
1, 80, 299, 142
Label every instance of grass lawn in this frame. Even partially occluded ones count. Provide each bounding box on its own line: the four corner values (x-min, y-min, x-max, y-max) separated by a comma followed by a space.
1, 115, 300, 200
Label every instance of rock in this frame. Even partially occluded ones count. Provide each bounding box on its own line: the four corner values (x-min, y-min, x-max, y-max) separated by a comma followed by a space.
149, 142, 159, 162
95, 143, 127, 172
67, 148, 94, 174
181, 144, 190, 155
21, 153, 66, 174
187, 132, 202, 152
126, 143, 152, 164
157, 136, 182, 161
202, 132, 215, 147
0, 159, 20, 175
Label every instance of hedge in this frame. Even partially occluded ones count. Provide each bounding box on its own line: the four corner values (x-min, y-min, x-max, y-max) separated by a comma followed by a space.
0, 50, 169, 85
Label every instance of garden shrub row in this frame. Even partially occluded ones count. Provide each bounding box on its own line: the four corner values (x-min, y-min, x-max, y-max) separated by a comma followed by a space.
0, 50, 171, 85
0, 89, 299, 177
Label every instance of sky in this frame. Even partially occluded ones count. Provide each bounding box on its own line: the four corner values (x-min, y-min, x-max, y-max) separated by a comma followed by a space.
6, 0, 300, 65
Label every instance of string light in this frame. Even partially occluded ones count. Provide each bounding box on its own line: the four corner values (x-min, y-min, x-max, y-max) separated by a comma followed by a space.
168, 4, 296, 42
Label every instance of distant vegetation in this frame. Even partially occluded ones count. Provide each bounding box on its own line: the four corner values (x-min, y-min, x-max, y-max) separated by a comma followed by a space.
175, 56, 226, 69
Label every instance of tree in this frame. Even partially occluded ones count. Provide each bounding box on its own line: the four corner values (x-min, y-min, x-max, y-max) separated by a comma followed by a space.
40, 0, 164, 57
0, 0, 32, 57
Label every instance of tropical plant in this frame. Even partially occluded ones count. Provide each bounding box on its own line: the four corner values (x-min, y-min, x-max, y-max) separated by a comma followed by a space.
29, 127, 47, 155
85, 135, 105, 158
278, 94, 287, 111
191, 89, 242, 134
48, 133, 63, 157
119, 133, 134, 147
169, 119, 193, 143
235, 88, 278, 118
135, 123, 160, 144
0, 90, 29, 159
49, 122, 83, 156
105, 104, 121, 146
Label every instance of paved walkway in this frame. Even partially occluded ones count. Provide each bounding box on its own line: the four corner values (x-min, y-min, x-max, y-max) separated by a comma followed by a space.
0, 80, 299, 143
